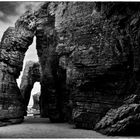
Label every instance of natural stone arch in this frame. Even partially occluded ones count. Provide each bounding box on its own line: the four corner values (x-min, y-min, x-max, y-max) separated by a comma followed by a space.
20, 61, 40, 115
1, 1, 140, 135
0, 11, 36, 125
1, 2, 140, 134
0, 2, 66, 125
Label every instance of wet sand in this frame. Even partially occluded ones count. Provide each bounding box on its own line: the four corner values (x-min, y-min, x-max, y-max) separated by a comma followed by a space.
0, 117, 107, 138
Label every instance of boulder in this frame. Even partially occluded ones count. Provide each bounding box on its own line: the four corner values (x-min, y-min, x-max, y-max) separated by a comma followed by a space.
95, 103, 140, 136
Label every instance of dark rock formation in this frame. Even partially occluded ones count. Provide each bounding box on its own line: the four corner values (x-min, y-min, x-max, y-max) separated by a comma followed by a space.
32, 92, 40, 110
0, 10, 36, 125
20, 61, 40, 115
56, 2, 123, 129
55, 2, 140, 130
95, 103, 140, 136
35, 3, 66, 121
95, 94, 140, 135
1, 1, 140, 135
0, 2, 67, 124
93, 3, 140, 135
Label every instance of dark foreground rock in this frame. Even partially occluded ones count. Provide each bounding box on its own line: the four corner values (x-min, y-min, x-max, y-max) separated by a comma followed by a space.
55, 2, 136, 129
54, 2, 140, 133
95, 103, 140, 136
1, 2, 140, 135
94, 94, 140, 135
0, 118, 23, 127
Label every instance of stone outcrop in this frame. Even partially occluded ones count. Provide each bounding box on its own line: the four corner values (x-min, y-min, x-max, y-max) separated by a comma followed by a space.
93, 3, 140, 135
95, 94, 140, 135
35, 3, 67, 121
1, 2, 140, 135
0, 2, 68, 124
95, 103, 140, 136
56, 2, 125, 129
20, 61, 40, 115
32, 92, 40, 110
0, 10, 36, 125
55, 2, 140, 131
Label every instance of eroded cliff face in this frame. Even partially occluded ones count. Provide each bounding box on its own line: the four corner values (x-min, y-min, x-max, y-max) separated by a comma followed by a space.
95, 95, 140, 135
0, 11, 36, 125
20, 61, 40, 115
55, 2, 126, 129
93, 3, 140, 135
55, 2, 140, 134
1, 2, 140, 135
35, 3, 68, 121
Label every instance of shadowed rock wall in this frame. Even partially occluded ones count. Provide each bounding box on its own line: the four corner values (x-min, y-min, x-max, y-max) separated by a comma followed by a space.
93, 3, 140, 135
35, 3, 56, 118
1, 2, 140, 135
35, 3, 66, 121
55, 2, 140, 133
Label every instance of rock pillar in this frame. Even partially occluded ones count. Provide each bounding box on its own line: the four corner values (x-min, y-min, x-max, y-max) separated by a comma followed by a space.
0, 11, 36, 125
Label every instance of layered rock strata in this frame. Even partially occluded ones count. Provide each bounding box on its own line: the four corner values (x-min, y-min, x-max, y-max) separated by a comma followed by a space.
35, 3, 66, 121
93, 3, 140, 135
0, 11, 36, 125
55, 2, 140, 131
95, 94, 140, 135
1, 2, 140, 135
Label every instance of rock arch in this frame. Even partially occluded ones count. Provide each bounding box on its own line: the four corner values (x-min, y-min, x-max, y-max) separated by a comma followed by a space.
0, 10, 36, 125
0, 2, 65, 125
1, 2, 140, 135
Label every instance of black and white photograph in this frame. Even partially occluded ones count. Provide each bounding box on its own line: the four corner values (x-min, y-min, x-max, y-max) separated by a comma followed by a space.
0, 0, 139, 138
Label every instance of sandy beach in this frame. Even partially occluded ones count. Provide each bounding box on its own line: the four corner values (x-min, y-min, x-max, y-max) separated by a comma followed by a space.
0, 117, 107, 138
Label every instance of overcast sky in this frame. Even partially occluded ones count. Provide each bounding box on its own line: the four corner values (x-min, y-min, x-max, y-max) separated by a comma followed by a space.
0, 2, 41, 104
0, 2, 42, 38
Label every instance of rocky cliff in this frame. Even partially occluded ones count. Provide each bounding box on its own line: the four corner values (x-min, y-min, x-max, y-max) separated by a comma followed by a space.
1, 2, 140, 135
0, 10, 36, 126
55, 2, 140, 134
35, 3, 67, 121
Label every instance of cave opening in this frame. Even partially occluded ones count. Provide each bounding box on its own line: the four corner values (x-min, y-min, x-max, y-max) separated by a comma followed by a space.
0, 2, 68, 126
17, 37, 39, 87
17, 37, 41, 118
27, 82, 41, 117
